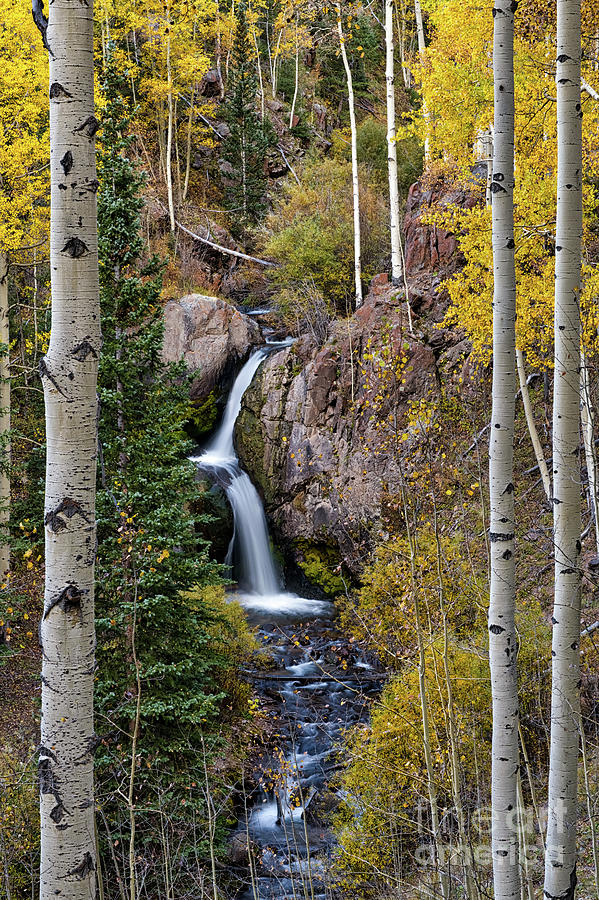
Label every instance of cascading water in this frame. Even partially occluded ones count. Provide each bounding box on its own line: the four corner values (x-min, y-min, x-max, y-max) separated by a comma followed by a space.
191, 344, 381, 900
191, 346, 330, 618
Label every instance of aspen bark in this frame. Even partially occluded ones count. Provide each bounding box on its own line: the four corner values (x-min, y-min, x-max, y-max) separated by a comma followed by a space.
289, 20, 300, 130
166, 19, 176, 234
516, 346, 552, 504
580, 348, 599, 554
385, 0, 403, 286
489, 2, 519, 899
336, 6, 363, 307
0, 254, 10, 582
544, 0, 583, 895
39, 1, 100, 897
414, 0, 430, 162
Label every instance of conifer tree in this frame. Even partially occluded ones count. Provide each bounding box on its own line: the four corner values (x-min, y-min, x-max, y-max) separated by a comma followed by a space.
94, 56, 226, 897
221, 2, 271, 231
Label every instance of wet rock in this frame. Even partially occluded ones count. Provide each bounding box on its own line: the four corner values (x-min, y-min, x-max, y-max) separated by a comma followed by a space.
163, 294, 261, 403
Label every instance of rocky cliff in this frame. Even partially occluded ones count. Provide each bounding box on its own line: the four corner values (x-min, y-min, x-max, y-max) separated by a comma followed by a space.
235, 177, 478, 577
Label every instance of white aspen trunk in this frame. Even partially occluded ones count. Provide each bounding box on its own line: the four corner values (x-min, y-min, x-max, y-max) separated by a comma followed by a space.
0, 254, 10, 583
183, 88, 195, 202
40, 0, 101, 897
580, 348, 599, 554
289, 21, 300, 130
397, 0, 411, 88
215, 0, 225, 99
414, 0, 430, 162
489, 2, 519, 899
166, 16, 176, 234
385, 0, 403, 286
544, 0, 583, 895
271, 29, 283, 98
336, 6, 363, 308
516, 346, 552, 504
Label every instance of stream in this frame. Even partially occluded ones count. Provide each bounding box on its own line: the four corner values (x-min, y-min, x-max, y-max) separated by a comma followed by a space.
191, 347, 381, 900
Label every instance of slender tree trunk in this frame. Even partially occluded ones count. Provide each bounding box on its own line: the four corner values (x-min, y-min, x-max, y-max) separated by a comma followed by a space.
39, 0, 101, 896
0, 254, 10, 583
385, 0, 403, 285
414, 0, 430, 162
580, 348, 599, 554
516, 347, 552, 504
166, 19, 176, 234
289, 20, 300, 130
336, 5, 363, 307
489, 3, 519, 899
183, 88, 195, 202
544, 0, 583, 894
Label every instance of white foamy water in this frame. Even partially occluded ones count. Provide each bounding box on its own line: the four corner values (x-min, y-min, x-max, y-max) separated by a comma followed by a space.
192, 348, 331, 617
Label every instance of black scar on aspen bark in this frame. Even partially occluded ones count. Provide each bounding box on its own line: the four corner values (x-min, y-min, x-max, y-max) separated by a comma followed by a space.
556, 54, 572, 63
45, 497, 90, 532
62, 236, 89, 258
49, 82, 72, 100
551, 616, 558, 624
489, 623, 505, 635
502, 549, 513, 560
489, 531, 515, 542
74, 115, 99, 138
67, 853, 95, 880
502, 482, 514, 494
85, 179, 99, 194
72, 340, 98, 361
39, 359, 67, 397
507, 238, 515, 249
490, 182, 507, 194
59, 184, 67, 191
43, 584, 84, 619
60, 151, 73, 175
32, 0, 54, 56
493, 172, 505, 181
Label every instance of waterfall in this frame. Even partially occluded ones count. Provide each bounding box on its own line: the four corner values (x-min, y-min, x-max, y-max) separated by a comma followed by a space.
191, 346, 332, 620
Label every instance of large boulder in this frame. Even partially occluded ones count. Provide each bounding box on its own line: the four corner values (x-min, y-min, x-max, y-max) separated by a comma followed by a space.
162, 294, 261, 402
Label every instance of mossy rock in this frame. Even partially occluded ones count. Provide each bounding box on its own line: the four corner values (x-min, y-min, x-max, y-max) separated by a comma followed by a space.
294, 540, 347, 597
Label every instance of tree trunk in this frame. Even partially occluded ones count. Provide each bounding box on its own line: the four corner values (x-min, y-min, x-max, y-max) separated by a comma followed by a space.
0, 254, 10, 583
489, 3, 519, 899
580, 348, 599, 554
166, 15, 176, 234
544, 0, 583, 894
414, 0, 430, 161
336, 5, 363, 307
385, 0, 403, 286
516, 346, 552, 504
39, 0, 101, 897
289, 20, 300, 130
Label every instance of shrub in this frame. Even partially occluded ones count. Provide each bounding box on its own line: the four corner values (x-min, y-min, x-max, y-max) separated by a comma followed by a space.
262, 156, 388, 316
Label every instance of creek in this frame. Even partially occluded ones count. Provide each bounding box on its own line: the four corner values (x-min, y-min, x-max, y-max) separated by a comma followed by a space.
191, 346, 381, 900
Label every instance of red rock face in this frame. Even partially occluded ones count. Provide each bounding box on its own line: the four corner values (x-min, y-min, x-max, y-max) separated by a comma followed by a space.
404, 178, 479, 278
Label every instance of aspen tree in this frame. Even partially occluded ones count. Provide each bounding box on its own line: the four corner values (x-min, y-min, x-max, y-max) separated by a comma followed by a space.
544, 0, 583, 894
36, 0, 101, 896
414, 0, 430, 162
384, 0, 403, 286
336, 3, 363, 307
488, 3, 519, 899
